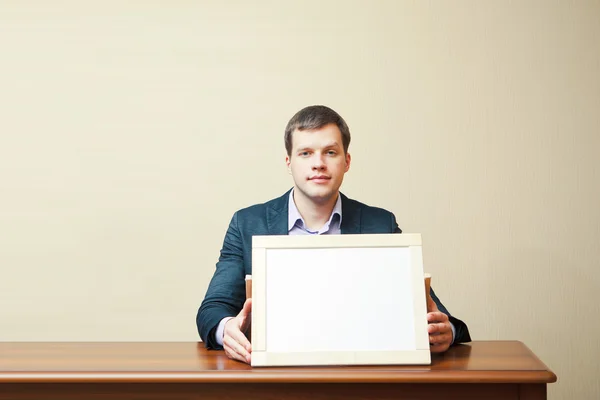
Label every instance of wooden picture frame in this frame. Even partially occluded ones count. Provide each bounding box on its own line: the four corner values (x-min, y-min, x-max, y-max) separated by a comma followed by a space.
250, 233, 431, 367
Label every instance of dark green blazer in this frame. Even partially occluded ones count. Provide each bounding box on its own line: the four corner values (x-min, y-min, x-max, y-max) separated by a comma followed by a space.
197, 190, 471, 349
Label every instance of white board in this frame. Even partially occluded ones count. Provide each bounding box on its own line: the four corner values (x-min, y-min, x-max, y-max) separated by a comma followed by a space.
250, 233, 430, 367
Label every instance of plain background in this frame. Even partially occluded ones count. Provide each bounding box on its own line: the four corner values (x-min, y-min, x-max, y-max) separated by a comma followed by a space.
1, 1, 598, 399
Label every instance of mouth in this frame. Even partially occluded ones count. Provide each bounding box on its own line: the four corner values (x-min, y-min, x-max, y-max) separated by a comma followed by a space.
309, 176, 331, 183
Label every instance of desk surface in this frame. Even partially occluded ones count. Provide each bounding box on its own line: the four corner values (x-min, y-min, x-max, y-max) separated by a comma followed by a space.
0, 341, 556, 384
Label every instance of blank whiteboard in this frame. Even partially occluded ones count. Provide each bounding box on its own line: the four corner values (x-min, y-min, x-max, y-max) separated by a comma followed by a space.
250, 233, 430, 367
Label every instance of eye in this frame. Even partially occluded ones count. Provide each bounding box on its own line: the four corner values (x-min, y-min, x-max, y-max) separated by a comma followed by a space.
299, 151, 310, 157
327, 150, 337, 156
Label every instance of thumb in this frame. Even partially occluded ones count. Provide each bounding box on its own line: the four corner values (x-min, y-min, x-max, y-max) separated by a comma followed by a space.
427, 295, 438, 313
239, 298, 252, 335
240, 298, 252, 317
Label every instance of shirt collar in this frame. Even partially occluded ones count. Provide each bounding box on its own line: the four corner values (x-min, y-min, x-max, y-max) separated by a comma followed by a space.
288, 189, 342, 233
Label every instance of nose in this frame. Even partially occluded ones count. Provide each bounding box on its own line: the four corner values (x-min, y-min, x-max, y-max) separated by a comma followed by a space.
311, 154, 326, 171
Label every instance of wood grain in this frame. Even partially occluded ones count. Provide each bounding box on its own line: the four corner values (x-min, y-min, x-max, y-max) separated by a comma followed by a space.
0, 341, 557, 399
0, 341, 556, 384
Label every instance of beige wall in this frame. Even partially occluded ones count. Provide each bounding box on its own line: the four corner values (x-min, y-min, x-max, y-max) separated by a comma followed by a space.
1, 1, 599, 398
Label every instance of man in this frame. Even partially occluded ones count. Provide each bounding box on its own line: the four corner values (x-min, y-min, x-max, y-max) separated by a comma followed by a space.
197, 105, 471, 364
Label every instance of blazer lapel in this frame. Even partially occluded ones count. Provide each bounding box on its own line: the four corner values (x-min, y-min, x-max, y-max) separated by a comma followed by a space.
340, 193, 361, 234
267, 190, 361, 235
266, 190, 291, 235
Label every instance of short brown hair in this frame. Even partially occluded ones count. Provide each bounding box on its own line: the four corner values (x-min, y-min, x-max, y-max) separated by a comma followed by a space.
284, 105, 351, 156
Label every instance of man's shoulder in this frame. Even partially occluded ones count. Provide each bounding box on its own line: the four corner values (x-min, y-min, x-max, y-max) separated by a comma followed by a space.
341, 193, 401, 233
233, 190, 289, 218
341, 193, 395, 218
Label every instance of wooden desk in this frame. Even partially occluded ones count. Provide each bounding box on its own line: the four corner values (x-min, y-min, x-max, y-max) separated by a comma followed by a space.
0, 341, 556, 399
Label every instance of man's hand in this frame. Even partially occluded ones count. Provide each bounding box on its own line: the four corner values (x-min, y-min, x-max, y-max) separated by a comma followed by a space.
223, 298, 252, 364
425, 286, 452, 353
427, 310, 453, 353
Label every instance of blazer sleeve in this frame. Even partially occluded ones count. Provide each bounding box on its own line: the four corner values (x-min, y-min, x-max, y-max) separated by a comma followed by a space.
196, 212, 247, 349
430, 288, 472, 344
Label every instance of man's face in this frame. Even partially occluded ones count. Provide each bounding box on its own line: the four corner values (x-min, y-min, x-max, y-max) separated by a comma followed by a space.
285, 123, 351, 205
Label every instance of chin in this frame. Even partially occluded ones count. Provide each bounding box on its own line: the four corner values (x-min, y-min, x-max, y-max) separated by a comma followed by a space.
308, 191, 335, 203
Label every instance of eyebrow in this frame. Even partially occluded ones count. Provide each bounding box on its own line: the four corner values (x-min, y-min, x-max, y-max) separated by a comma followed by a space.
296, 142, 341, 153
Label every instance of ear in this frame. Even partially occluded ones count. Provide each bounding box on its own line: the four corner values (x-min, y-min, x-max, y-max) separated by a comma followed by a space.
344, 152, 351, 172
285, 155, 291, 168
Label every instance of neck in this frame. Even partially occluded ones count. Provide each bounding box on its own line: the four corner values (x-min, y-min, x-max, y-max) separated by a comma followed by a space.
293, 189, 339, 231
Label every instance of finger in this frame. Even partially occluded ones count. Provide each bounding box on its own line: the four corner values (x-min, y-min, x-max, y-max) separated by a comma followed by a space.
429, 331, 452, 354
224, 340, 246, 363
224, 343, 249, 363
429, 332, 452, 345
223, 342, 243, 362
239, 315, 252, 335
426, 297, 438, 312
428, 322, 450, 334
430, 342, 450, 353
427, 311, 449, 323
228, 324, 252, 353
223, 334, 251, 363
238, 299, 253, 334
239, 299, 253, 333
240, 298, 252, 317
225, 315, 252, 350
